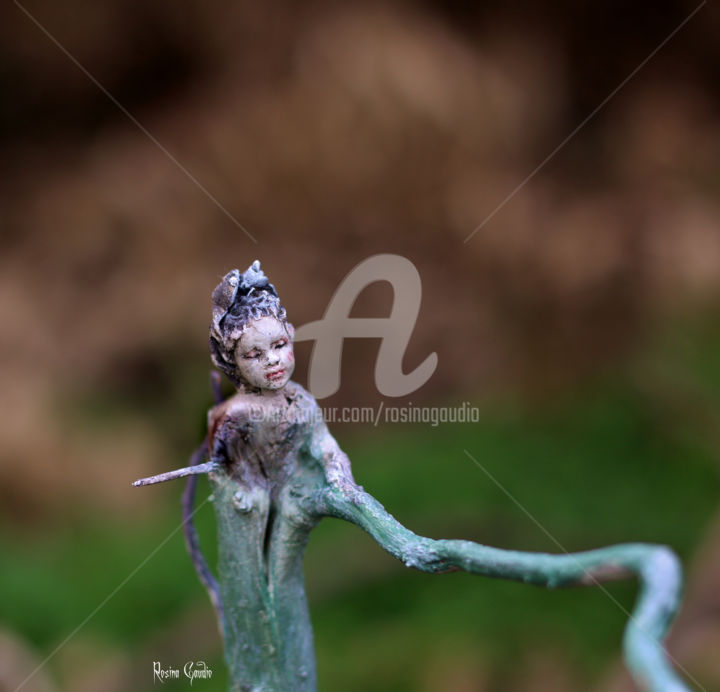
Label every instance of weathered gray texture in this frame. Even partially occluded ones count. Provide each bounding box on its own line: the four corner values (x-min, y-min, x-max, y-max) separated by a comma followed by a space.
202, 379, 688, 692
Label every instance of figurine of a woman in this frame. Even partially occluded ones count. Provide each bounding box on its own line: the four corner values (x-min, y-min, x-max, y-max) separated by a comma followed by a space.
135, 261, 690, 692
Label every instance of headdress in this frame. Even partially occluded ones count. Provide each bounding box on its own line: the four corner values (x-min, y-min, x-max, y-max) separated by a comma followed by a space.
209, 260, 287, 386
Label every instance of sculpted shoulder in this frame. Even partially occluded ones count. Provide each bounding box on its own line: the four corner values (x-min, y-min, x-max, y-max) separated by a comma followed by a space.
284, 380, 319, 408
207, 390, 256, 438
285, 380, 326, 426
207, 381, 319, 436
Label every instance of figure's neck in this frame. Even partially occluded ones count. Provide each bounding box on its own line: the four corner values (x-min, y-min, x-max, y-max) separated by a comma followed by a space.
239, 382, 289, 401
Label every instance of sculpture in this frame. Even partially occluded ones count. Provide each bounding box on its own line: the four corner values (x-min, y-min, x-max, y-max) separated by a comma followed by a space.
134, 261, 690, 692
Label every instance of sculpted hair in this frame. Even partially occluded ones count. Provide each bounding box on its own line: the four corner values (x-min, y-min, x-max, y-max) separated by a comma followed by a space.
209, 261, 288, 386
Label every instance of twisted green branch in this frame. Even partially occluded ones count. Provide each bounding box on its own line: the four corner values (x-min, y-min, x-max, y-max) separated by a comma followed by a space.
316, 484, 689, 692
160, 378, 692, 692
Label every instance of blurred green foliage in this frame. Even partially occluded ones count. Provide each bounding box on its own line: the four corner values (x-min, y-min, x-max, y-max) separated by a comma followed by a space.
1, 321, 718, 691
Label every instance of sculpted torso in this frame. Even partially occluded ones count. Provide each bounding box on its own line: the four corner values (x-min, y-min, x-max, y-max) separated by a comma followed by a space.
208, 380, 352, 510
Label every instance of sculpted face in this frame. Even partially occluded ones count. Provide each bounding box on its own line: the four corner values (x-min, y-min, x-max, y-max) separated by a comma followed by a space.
235, 316, 294, 391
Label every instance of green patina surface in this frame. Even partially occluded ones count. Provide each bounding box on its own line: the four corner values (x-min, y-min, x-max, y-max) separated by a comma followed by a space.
204, 380, 689, 692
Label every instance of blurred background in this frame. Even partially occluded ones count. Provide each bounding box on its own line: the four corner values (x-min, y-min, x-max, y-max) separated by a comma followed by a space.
1, 0, 719, 690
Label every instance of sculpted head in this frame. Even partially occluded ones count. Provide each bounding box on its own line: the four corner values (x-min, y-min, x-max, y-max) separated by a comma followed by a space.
210, 261, 295, 391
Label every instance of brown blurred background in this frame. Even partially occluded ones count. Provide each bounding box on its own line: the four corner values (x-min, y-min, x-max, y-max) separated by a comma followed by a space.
1, 1, 719, 690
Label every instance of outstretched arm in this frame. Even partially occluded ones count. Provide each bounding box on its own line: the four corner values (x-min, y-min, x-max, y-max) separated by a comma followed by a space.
315, 481, 689, 692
